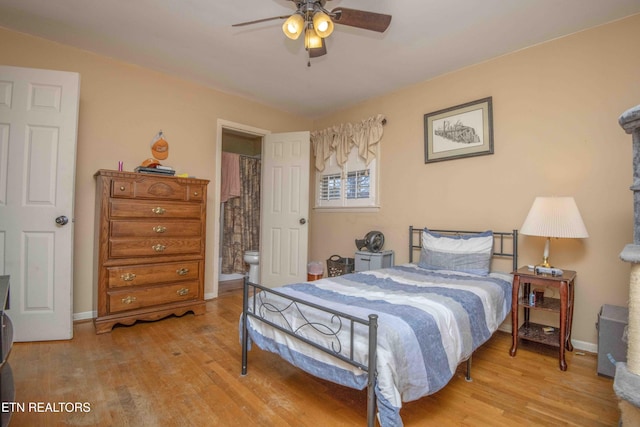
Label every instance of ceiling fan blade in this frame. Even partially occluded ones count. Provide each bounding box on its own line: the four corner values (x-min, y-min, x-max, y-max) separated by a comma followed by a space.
309, 39, 327, 58
331, 7, 392, 33
232, 15, 290, 27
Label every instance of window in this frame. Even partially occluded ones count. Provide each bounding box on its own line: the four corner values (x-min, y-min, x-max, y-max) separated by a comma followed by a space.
311, 114, 385, 210
320, 173, 341, 201
346, 169, 370, 200
315, 148, 378, 209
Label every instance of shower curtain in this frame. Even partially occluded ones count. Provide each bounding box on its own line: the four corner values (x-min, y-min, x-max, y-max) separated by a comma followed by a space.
221, 155, 261, 275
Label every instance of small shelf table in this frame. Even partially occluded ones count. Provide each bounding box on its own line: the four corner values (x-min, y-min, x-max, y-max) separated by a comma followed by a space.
509, 266, 576, 371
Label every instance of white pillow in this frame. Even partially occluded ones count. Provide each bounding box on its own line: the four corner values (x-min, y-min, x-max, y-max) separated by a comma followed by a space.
418, 228, 494, 276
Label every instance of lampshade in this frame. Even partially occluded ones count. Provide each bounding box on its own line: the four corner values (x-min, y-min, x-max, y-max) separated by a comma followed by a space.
304, 26, 323, 49
313, 11, 334, 38
282, 13, 304, 40
521, 196, 588, 268
521, 197, 589, 238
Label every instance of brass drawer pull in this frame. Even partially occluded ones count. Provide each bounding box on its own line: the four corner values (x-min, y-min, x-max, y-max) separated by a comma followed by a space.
152, 225, 167, 233
121, 296, 137, 304
152, 206, 166, 215
152, 244, 166, 252
120, 186, 126, 191
193, 191, 199, 197
177, 288, 189, 296
176, 268, 190, 276
120, 273, 136, 281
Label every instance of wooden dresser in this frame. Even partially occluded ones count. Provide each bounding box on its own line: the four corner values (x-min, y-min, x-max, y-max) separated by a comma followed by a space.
93, 170, 209, 334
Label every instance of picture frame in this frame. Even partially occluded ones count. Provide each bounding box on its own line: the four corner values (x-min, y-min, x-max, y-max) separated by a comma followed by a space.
424, 97, 493, 163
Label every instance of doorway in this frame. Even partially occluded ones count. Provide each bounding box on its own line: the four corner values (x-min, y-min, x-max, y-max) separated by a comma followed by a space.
212, 121, 311, 296
219, 129, 262, 288
213, 120, 269, 295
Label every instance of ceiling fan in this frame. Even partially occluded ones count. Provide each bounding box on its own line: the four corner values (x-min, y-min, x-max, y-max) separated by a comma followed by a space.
232, 0, 392, 65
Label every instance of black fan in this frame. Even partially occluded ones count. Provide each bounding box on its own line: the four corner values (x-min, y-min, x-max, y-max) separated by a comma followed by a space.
355, 231, 385, 253
233, 1, 392, 64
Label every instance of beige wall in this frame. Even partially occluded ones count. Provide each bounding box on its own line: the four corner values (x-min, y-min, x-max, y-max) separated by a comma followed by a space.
0, 27, 313, 317
2, 13, 639, 347
310, 14, 640, 347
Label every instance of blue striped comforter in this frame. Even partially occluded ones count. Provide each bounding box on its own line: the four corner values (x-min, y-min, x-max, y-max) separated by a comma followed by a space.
244, 264, 512, 427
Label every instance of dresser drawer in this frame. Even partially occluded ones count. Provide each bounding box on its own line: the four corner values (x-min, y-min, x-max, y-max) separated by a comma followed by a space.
110, 199, 202, 219
107, 261, 200, 288
111, 176, 188, 200
109, 238, 202, 258
188, 184, 205, 201
112, 179, 134, 198
108, 281, 200, 313
110, 220, 202, 238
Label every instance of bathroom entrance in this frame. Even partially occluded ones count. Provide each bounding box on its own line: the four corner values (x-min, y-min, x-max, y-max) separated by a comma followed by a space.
213, 119, 311, 295
218, 127, 262, 291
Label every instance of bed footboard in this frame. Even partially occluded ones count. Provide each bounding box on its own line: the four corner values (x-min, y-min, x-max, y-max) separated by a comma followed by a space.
241, 279, 378, 427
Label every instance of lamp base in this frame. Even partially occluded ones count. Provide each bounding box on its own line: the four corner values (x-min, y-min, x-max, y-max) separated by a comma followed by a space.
537, 258, 552, 268
537, 238, 552, 268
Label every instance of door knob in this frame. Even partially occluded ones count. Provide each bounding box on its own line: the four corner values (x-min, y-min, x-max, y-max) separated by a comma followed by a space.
55, 215, 69, 226
299, 218, 306, 225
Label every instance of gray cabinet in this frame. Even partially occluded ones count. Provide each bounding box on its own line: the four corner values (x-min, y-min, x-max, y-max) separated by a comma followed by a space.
355, 250, 394, 272
597, 304, 628, 377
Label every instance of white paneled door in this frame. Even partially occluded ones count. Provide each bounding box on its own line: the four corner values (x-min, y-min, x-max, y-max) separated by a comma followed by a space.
0, 66, 80, 341
260, 131, 310, 287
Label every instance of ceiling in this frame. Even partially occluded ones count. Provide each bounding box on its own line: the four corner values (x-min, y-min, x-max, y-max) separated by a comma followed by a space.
1, 0, 639, 119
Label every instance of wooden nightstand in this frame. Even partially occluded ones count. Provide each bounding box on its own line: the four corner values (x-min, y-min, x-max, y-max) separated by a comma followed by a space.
509, 266, 577, 371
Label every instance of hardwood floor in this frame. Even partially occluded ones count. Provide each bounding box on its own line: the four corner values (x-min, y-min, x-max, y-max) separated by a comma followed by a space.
9, 290, 619, 426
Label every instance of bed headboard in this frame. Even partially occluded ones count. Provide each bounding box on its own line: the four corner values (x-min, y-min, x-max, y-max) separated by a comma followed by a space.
408, 226, 519, 272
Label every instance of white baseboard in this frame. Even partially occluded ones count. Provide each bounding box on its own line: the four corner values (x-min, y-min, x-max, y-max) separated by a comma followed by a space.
571, 339, 598, 353
73, 310, 96, 322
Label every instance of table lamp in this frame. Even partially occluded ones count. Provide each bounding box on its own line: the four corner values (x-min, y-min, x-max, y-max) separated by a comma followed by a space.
520, 196, 589, 268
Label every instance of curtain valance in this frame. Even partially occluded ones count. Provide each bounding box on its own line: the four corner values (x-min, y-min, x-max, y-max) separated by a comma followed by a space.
311, 114, 386, 171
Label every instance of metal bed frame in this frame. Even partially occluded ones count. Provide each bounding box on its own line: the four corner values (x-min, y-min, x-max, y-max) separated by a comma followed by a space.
241, 226, 518, 427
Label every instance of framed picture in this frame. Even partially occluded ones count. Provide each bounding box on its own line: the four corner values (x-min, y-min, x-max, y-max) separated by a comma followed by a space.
424, 97, 493, 163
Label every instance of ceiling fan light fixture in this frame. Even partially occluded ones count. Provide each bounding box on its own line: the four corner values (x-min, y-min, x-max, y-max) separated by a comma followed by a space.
304, 26, 323, 50
282, 13, 304, 40
312, 11, 334, 38
234, 3, 393, 64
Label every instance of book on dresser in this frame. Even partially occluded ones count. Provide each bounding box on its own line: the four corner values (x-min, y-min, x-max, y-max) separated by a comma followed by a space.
93, 169, 209, 334
133, 166, 176, 175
